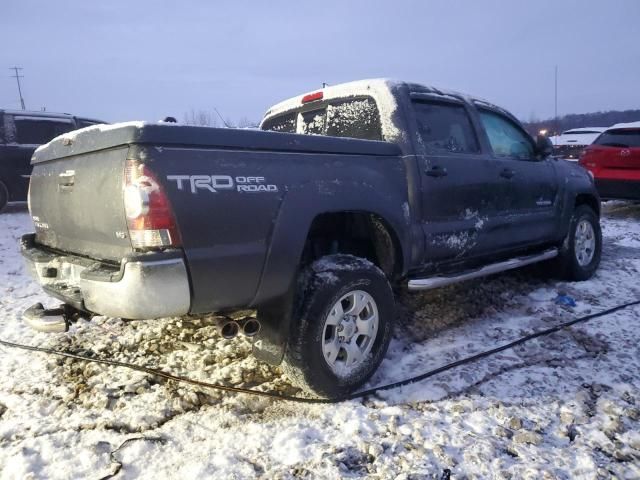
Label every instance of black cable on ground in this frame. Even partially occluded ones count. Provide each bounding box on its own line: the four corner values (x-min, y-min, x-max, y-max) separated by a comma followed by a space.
0, 299, 639, 404
98, 436, 166, 480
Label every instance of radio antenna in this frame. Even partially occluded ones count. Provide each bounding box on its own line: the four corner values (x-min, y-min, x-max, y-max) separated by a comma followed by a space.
9, 66, 26, 110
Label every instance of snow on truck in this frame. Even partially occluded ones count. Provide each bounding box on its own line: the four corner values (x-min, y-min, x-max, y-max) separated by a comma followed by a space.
21, 79, 602, 397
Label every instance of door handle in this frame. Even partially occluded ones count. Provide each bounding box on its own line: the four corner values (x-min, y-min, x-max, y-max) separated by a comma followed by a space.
499, 168, 515, 179
425, 165, 448, 177
58, 170, 75, 192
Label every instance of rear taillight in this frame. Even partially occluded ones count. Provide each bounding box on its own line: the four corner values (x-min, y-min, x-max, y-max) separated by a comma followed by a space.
124, 159, 181, 250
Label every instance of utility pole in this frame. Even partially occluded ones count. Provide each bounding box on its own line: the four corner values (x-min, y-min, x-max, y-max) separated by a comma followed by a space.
554, 65, 558, 135
9, 66, 26, 110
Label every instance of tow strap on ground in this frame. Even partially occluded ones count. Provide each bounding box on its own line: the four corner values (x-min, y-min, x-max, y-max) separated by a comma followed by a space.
1, 300, 639, 404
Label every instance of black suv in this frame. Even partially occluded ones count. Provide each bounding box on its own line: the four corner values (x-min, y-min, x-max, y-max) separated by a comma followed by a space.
0, 110, 105, 211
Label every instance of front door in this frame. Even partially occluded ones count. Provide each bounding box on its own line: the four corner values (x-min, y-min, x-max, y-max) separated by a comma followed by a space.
412, 98, 507, 263
476, 108, 560, 248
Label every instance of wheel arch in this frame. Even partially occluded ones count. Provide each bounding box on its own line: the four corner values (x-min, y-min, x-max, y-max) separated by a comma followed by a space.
574, 192, 601, 217
299, 211, 404, 279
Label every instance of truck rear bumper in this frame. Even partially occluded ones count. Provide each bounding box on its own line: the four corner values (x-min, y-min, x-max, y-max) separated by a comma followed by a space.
21, 234, 191, 320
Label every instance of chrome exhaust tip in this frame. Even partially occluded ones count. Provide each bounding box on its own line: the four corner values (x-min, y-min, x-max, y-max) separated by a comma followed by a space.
216, 318, 239, 339
241, 318, 261, 337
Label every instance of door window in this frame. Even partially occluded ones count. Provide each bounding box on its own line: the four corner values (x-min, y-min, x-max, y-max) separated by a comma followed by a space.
412, 101, 479, 154
478, 110, 535, 160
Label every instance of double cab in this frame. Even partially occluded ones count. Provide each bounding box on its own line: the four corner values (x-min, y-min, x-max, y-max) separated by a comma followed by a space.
21, 79, 601, 397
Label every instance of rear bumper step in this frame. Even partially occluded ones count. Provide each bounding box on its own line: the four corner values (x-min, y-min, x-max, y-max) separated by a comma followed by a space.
407, 248, 558, 291
21, 234, 191, 320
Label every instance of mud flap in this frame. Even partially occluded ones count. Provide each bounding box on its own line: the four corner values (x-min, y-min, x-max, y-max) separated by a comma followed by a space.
252, 290, 296, 366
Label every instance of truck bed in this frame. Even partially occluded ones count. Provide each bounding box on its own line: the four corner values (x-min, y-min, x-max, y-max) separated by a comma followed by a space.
28, 123, 407, 314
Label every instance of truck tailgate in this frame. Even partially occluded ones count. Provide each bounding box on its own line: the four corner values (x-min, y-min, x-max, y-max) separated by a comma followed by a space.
29, 146, 133, 262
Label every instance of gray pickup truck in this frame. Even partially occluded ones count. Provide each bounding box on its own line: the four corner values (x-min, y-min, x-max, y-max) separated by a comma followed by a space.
21, 79, 602, 397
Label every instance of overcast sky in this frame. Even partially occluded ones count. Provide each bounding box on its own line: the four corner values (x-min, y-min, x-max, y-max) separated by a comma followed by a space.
2, 1, 639, 124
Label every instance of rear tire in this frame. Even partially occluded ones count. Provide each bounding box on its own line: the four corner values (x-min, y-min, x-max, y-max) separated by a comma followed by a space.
0, 181, 8, 213
282, 254, 395, 398
553, 205, 602, 281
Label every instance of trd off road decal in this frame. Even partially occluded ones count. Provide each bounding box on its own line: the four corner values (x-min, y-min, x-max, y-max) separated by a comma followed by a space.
167, 175, 278, 193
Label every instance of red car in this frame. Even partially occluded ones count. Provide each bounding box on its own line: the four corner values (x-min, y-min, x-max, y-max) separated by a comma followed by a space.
580, 122, 640, 200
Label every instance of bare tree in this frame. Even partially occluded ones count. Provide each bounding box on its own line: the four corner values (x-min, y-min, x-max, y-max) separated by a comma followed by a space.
238, 116, 258, 128
183, 109, 218, 127
182, 109, 258, 129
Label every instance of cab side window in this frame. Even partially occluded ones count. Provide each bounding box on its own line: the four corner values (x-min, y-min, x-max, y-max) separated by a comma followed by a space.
479, 110, 535, 160
412, 101, 479, 154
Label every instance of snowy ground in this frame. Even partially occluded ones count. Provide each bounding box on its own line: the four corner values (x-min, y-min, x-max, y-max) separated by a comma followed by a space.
1, 203, 639, 479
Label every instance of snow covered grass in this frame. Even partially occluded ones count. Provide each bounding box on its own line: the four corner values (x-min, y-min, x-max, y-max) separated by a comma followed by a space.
1, 202, 639, 479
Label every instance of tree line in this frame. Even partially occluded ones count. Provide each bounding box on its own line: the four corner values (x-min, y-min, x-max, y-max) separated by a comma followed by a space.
524, 109, 640, 136
182, 109, 258, 128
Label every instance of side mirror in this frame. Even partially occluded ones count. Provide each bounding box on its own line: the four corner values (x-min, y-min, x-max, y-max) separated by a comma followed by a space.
535, 135, 554, 158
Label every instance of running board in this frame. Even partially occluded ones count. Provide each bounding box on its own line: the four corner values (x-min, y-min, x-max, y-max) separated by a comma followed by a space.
407, 248, 558, 291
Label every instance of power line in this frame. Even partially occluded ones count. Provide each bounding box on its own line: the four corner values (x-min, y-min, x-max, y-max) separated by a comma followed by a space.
9, 66, 26, 110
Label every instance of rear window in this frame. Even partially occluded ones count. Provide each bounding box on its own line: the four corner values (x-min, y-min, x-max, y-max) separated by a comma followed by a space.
261, 112, 296, 133
301, 109, 325, 135
594, 129, 640, 148
14, 117, 74, 145
326, 98, 381, 140
262, 97, 382, 141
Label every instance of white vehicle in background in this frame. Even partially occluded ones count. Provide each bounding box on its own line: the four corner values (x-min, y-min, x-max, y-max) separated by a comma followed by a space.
550, 127, 607, 161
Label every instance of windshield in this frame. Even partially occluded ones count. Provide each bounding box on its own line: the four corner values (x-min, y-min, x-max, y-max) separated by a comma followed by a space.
262, 97, 383, 141
594, 129, 640, 148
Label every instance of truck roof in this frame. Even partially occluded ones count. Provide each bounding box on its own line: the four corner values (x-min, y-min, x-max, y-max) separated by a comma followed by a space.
0, 109, 104, 123
264, 78, 501, 118
262, 78, 512, 145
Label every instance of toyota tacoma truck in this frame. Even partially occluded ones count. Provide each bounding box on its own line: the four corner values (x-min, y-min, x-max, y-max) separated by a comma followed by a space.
21, 79, 602, 397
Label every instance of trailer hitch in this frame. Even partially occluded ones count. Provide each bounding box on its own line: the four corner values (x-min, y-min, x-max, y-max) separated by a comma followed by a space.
23, 302, 91, 333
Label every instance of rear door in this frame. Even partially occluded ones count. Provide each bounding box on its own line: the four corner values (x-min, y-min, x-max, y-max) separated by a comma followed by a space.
411, 97, 507, 262
477, 108, 559, 247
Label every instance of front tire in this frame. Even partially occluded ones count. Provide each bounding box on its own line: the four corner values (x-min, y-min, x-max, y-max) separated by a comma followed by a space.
553, 204, 602, 281
283, 254, 395, 398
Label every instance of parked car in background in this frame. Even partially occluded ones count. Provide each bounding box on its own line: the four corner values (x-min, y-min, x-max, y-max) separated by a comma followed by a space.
0, 110, 105, 211
579, 122, 640, 200
550, 127, 608, 161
